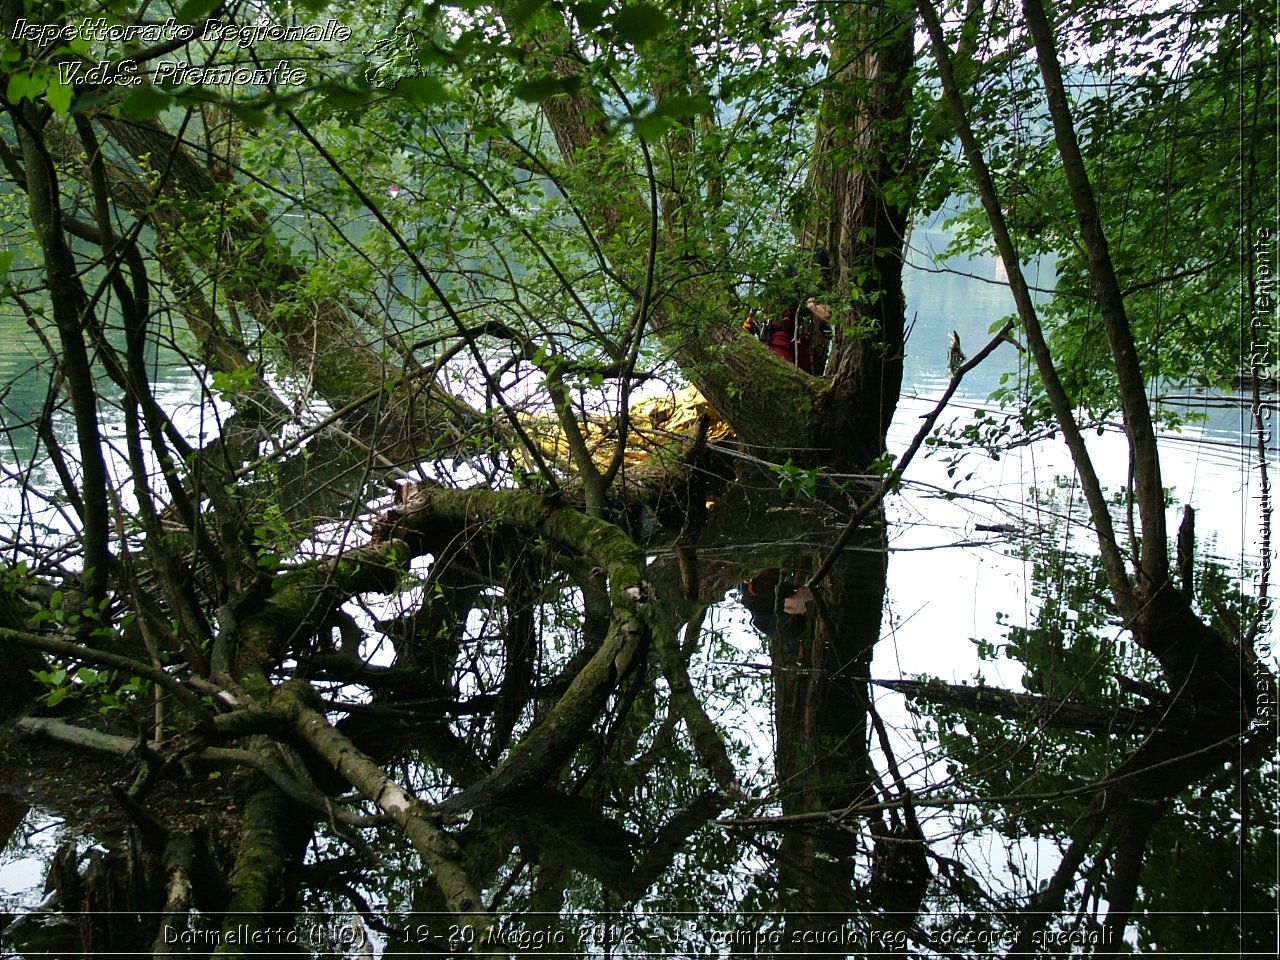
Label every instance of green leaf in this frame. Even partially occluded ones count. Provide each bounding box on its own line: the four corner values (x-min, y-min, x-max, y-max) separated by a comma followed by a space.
119, 85, 172, 119
513, 73, 578, 103
396, 75, 450, 106
313, 79, 373, 111
651, 93, 711, 119
226, 102, 269, 128
506, 0, 550, 32
45, 76, 73, 114
631, 112, 674, 140
0, 251, 14, 274
6, 70, 44, 105
211, 367, 256, 400
571, 1, 609, 31
613, 3, 671, 45
177, 0, 222, 23
634, 93, 711, 135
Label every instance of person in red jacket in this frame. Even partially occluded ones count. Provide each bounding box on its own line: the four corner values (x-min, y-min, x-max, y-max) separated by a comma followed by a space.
743, 251, 832, 375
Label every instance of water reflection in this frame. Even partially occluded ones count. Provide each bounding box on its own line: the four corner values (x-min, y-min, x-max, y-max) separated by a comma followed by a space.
1, 220, 1273, 956
739, 568, 810, 649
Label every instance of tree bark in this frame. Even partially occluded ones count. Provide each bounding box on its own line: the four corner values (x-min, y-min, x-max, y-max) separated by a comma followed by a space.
810, 0, 917, 465
12, 100, 111, 608
215, 785, 304, 958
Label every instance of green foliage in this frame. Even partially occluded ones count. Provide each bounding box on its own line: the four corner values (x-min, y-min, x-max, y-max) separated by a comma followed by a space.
1138, 769, 1279, 953
771, 457, 820, 499
28, 584, 113, 639
866, 449, 897, 478
210, 365, 258, 401
177, 0, 222, 22
612, 3, 671, 46
925, 3, 1275, 423
29, 664, 151, 715
252, 504, 299, 572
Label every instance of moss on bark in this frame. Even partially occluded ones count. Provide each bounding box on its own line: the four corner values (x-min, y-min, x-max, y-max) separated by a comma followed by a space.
215, 785, 295, 958
230, 539, 410, 681
0, 569, 44, 719
386, 487, 654, 810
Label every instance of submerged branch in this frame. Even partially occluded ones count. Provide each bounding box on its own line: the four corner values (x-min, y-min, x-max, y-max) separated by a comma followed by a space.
875, 677, 1211, 737
383, 485, 653, 811
275, 684, 495, 942
11, 716, 384, 827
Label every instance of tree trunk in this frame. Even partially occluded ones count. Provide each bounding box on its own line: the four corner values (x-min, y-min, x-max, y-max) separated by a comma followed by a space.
808, 1, 917, 466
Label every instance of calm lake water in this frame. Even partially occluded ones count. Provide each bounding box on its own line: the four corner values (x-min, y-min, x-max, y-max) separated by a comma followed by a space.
892, 222, 1269, 678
